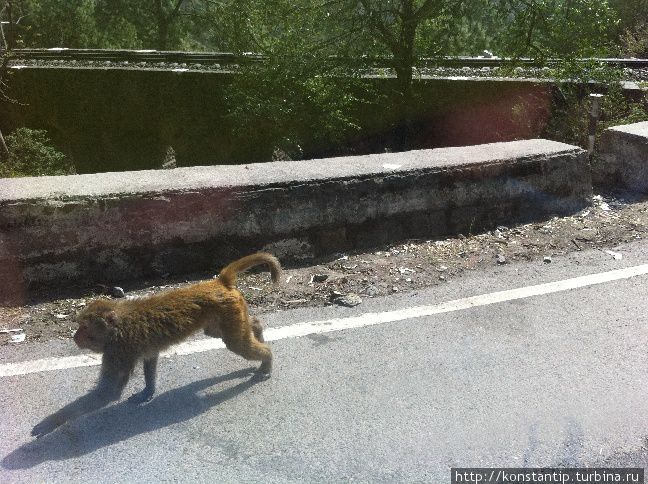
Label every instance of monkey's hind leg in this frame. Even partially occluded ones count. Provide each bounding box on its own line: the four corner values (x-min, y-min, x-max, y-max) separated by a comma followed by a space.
128, 355, 159, 405
221, 314, 272, 377
226, 335, 272, 377
250, 316, 265, 343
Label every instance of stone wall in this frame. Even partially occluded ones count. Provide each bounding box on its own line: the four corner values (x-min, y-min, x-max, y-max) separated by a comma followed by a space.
0, 139, 590, 304
594, 121, 648, 192
0, 67, 553, 172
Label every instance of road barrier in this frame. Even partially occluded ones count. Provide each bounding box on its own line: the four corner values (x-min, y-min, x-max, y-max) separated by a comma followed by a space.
594, 121, 648, 193
0, 139, 590, 303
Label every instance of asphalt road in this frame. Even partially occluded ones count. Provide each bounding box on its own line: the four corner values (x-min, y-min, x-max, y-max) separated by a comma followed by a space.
2, 240, 648, 483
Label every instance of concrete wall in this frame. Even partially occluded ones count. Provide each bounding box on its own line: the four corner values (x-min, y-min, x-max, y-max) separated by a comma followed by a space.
0, 139, 590, 304
594, 122, 648, 192
0, 67, 553, 172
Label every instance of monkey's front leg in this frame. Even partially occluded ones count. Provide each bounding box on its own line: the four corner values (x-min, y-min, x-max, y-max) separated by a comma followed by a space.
31, 356, 132, 438
128, 355, 158, 405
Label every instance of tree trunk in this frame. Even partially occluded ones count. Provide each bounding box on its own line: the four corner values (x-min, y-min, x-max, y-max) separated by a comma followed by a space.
157, 22, 169, 50
6, 0, 15, 49
154, 0, 169, 51
0, 128, 8, 160
391, 9, 417, 150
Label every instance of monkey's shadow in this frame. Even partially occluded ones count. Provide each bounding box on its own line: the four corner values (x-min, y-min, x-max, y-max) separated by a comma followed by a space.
2, 367, 261, 470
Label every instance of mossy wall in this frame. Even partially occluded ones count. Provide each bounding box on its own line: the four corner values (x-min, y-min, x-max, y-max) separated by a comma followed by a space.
0, 67, 553, 173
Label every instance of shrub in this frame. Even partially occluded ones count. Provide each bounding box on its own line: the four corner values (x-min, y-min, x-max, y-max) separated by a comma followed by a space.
1, 128, 75, 177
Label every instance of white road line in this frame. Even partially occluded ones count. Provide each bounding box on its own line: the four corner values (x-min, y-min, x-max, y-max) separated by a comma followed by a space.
2, 263, 648, 378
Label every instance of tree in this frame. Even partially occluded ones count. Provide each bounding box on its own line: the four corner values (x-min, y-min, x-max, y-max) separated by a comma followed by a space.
224, 0, 374, 162
93, 0, 143, 49
493, 0, 617, 59
94, 0, 189, 50
1, 1, 15, 48
351, 1, 464, 103
153, 0, 186, 50
17, 0, 98, 48
293, 0, 475, 149
609, 0, 648, 57
609, 0, 648, 33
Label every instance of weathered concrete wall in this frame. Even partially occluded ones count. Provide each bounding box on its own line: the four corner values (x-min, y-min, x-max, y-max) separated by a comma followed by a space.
594, 122, 648, 192
0, 139, 590, 304
0, 67, 553, 172
0, 68, 235, 172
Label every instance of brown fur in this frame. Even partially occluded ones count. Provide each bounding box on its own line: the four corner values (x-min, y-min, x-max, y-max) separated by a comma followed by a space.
31, 252, 280, 438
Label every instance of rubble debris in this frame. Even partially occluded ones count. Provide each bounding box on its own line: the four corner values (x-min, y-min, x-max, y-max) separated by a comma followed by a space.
603, 250, 623, 260
10, 332, 26, 343
329, 289, 362, 307
311, 274, 329, 283
331, 293, 363, 307
2, 328, 26, 343
364, 285, 379, 297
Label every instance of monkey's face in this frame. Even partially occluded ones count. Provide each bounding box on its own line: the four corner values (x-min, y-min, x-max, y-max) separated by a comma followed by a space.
74, 301, 118, 352
73, 321, 109, 352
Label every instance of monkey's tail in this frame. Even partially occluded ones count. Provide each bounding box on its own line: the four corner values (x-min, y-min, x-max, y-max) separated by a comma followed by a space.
218, 253, 282, 289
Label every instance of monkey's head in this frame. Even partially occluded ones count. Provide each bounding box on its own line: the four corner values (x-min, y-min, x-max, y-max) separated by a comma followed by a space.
74, 299, 118, 353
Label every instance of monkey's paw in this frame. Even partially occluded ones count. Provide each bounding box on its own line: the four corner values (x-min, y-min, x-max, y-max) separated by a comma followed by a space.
31, 416, 61, 438
128, 390, 154, 405
257, 360, 272, 376
252, 368, 271, 381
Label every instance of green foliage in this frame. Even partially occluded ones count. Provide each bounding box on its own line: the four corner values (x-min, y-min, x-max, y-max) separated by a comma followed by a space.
541, 87, 589, 147
609, 0, 648, 33
548, 59, 624, 85
598, 86, 648, 129
2, 0, 626, 60
16, 0, 98, 48
415, 1, 501, 57
489, 0, 618, 59
542, 85, 648, 149
432, 1, 500, 56
618, 22, 648, 58
8, 0, 198, 50
93, 1, 143, 49
93, 0, 192, 50
224, 0, 376, 162
1, 128, 75, 177
1, 0, 643, 167
227, 61, 372, 162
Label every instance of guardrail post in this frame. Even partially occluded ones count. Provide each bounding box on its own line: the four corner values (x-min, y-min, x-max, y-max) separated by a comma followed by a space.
587, 93, 604, 156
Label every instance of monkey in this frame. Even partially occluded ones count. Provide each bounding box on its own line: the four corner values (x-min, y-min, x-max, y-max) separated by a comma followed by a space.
31, 252, 281, 439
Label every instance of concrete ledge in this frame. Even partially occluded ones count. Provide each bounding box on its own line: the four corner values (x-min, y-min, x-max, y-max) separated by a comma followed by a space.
594, 121, 648, 192
0, 139, 590, 304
